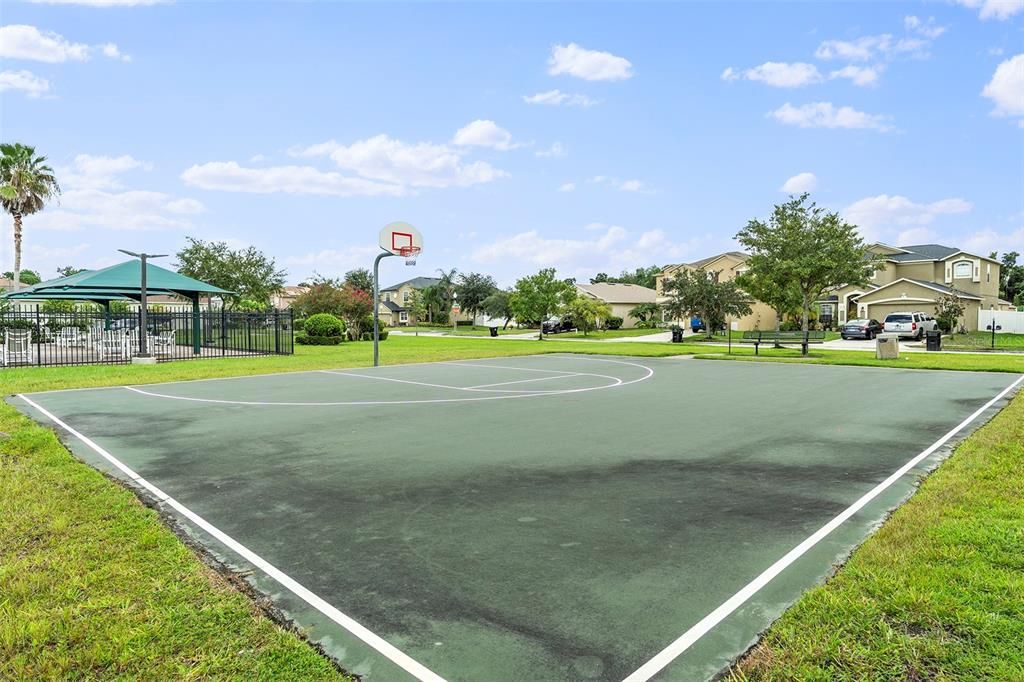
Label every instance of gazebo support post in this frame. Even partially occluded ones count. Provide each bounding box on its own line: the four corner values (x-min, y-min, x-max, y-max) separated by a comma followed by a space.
191, 294, 201, 355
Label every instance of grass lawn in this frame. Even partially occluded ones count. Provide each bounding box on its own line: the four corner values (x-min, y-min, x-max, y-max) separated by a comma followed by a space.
685, 329, 843, 342
392, 324, 536, 336
729, 375, 1024, 681
3, 335, 1023, 678
696, 345, 1024, 373
547, 327, 667, 340
940, 330, 1024, 352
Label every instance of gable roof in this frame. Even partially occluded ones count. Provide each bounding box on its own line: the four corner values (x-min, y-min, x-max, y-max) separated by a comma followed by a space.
380, 276, 441, 292
887, 244, 960, 262
576, 282, 657, 304
3, 260, 231, 301
860, 277, 982, 301
688, 251, 748, 269
380, 300, 404, 312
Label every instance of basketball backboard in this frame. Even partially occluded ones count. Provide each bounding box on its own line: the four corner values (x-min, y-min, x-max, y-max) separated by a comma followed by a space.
379, 221, 423, 258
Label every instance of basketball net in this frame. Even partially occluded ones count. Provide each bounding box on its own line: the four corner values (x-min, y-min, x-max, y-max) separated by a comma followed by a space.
399, 245, 421, 266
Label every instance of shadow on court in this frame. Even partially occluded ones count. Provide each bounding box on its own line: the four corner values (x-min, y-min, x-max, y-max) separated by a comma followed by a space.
12, 354, 1020, 681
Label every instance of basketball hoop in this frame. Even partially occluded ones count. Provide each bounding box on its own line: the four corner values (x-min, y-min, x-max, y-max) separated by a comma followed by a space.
398, 245, 421, 266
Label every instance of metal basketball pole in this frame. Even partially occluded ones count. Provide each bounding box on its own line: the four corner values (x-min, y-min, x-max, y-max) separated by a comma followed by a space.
372, 251, 395, 367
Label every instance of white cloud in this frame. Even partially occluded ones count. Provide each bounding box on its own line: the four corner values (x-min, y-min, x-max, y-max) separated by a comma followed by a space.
535, 142, 566, 158
843, 194, 972, 240
0, 25, 128, 63
292, 134, 507, 189
522, 89, 598, 107
547, 43, 633, 81
954, 0, 1024, 20
285, 244, 379, 271
617, 179, 649, 193
181, 161, 406, 197
452, 120, 518, 150
0, 69, 50, 97
961, 226, 1024, 255
780, 172, 818, 193
769, 102, 893, 131
815, 34, 929, 61
62, 154, 151, 190
722, 61, 823, 88
829, 64, 883, 87
904, 16, 947, 39
472, 224, 708, 281
982, 54, 1024, 117
249, 154, 266, 163
558, 182, 576, 192
30, 188, 204, 232
586, 175, 653, 193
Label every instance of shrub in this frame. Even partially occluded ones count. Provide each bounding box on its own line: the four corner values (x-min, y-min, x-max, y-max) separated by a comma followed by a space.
303, 313, 344, 338
295, 332, 342, 345
780, 320, 801, 332
359, 329, 389, 341
604, 316, 623, 330
293, 318, 305, 332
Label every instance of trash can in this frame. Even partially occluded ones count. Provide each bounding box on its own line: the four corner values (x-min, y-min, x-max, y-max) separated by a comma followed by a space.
925, 330, 941, 351
489, 325, 499, 337
671, 326, 683, 343
876, 333, 900, 360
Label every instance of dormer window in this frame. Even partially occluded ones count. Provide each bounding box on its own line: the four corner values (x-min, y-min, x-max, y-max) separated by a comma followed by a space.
953, 261, 972, 279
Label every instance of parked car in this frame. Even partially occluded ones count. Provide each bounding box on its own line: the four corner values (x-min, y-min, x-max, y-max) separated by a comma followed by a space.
542, 316, 574, 334
840, 318, 883, 340
882, 311, 937, 339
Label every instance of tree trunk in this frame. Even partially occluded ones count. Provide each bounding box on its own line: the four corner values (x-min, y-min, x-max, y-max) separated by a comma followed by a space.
12, 212, 23, 291
801, 293, 810, 332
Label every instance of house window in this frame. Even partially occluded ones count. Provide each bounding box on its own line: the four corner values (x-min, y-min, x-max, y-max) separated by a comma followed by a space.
403, 291, 410, 304
399, 311, 408, 323
384, 292, 391, 302
953, 261, 972, 279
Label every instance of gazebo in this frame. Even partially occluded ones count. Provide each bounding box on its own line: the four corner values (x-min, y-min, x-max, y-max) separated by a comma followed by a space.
2, 260, 231, 355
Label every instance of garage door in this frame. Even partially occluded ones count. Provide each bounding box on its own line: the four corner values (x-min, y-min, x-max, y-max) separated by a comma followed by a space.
867, 302, 937, 323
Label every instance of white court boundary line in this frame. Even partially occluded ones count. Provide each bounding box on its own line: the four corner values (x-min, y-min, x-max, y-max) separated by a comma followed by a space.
122, 356, 655, 406
16, 394, 448, 682
623, 374, 1024, 682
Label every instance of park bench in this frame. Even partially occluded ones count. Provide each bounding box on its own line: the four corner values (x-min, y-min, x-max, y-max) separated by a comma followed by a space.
739, 330, 826, 355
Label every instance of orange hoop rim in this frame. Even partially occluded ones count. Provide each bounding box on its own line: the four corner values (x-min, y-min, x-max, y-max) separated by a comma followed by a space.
397, 245, 421, 257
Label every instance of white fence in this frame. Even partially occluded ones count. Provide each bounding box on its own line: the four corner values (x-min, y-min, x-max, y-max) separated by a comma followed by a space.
978, 309, 1024, 334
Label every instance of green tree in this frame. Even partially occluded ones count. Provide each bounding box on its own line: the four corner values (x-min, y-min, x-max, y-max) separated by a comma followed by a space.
599, 265, 662, 289
0, 143, 61, 291
436, 268, 458, 313
290, 274, 345, 318
736, 194, 879, 338
456, 271, 498, 320
510, 268, 576, 340
934, 292, 966, 333
175, 237, 286, 309
564, 296, 611, 336
661, 268, 752, 339
735, 268, 802, 333
3, 269, 40, 285
337, 284, 374, 340
628, 301, 663, 328
481, 289, 514, 328
56, 265, 86, 278
343, 268, 374, 294
407, 289, 427, 324
419, 284, 446, 324
997, 251, 1022, 305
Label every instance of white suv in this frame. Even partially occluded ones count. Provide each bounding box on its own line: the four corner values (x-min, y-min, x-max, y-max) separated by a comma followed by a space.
882, 311, 937, 339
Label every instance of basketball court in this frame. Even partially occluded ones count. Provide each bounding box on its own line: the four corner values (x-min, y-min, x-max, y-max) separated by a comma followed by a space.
11, 355, 1022, 681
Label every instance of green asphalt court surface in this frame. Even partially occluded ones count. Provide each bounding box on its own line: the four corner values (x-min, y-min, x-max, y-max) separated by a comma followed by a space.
10, 354, 1022, 681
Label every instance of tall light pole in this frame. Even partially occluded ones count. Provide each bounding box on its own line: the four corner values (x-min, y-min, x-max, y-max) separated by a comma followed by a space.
452, 290, 458, 335
118, 249, 167, 359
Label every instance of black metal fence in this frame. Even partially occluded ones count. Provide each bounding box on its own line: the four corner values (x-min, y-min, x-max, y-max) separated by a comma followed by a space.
0, 306, 293, 368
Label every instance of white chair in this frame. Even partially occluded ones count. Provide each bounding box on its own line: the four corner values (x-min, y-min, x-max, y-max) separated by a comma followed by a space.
57, 326, 85, 348
1, 329, 33, 366
95, 331, 129, 361
149, 330, 176, 356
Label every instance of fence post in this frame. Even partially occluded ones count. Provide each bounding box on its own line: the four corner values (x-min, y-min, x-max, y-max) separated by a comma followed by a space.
35, 304, 42, 366
274, 310, 280, 354
191, 295, 201, 355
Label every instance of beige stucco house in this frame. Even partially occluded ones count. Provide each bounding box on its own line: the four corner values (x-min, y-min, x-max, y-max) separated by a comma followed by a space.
376, 276, 476, 327
655, 251, 779, 331
574, 282, 657, 328
821, 243, 1012, 331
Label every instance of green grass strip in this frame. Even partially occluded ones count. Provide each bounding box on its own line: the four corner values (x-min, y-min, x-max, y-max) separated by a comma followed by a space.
729, 381, 1024, 680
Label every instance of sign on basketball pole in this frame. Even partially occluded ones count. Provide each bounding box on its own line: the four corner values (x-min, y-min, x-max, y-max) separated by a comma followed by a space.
373, 222, 423, 367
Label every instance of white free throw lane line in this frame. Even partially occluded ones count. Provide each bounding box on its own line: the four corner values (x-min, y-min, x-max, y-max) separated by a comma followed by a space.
16, 394, 448, 682
318, 370, 465, 392
464, 374, 583, 389
623, 374, 1024, 682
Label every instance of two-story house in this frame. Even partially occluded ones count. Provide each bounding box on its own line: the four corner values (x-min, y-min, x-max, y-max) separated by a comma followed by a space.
377, 276, 441, 326
654, 251, 780, 331
655, 243, 1013, 332
820, 243, 1011, 330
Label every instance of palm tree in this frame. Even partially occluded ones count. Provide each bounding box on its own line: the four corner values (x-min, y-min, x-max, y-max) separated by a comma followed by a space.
0, 143, 60, 291
435, 267, 458, 312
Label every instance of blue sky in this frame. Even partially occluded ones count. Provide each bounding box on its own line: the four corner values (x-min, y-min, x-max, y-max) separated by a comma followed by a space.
2, 0, 1022, 287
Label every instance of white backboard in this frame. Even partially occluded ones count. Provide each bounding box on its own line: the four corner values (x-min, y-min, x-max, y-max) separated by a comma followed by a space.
379, 221, 423, 256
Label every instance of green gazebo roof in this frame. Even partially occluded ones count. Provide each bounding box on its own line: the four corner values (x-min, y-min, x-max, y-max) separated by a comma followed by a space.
2, 260, 231, 301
